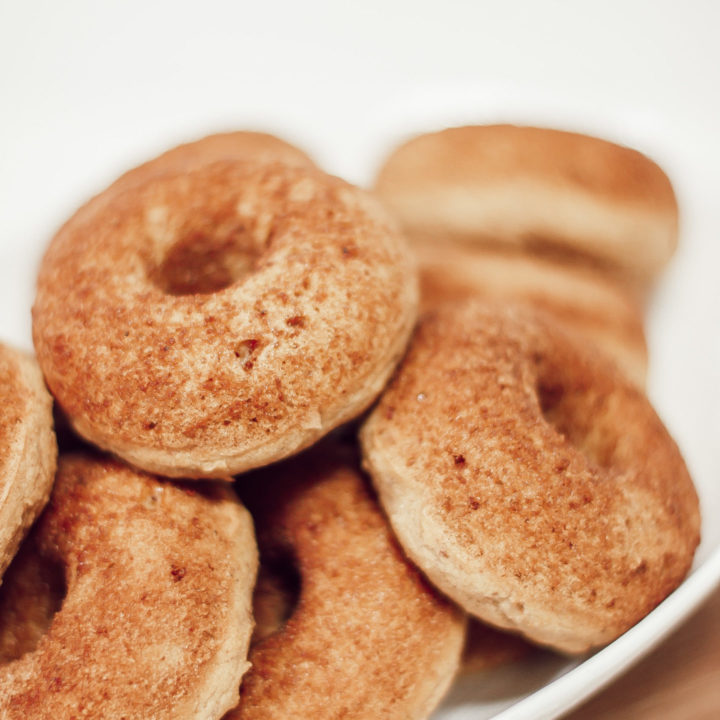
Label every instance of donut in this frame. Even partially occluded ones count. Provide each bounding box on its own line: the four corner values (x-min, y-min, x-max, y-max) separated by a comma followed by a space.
0, 454, 258, 719
374, 125, 678, 284
416, 241, 647, 386
230, 446, 466, 720
360, 301, 700, 654
0, 344, 56, 583
33, 160, 418, 478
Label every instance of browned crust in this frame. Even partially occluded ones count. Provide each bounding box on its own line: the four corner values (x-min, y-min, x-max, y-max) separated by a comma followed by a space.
374, 124, 679, 279
416, 242, 647, 386
0, 344, 57, 582
360, 301, 700, 654
0, 454, 258, 719
228, 446, 466, 720
33, 161, 418, 478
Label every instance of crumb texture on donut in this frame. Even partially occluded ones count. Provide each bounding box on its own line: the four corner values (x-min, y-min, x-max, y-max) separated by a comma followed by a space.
374, 125, 678, 279
361, 302, 700, 654
33, 161, 418, 478
228, 445, 465, 719
0, 344, 57, 583
0, 454, 258, 719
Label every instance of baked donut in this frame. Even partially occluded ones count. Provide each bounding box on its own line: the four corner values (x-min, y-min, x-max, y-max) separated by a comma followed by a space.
0, 344, 56, 583
33, 160, 418, 478
417, 241, 647, 386
0, 454, 258, 719
374, 125, 678, 284
229, 446, 465, 720
360, 301, 700, 654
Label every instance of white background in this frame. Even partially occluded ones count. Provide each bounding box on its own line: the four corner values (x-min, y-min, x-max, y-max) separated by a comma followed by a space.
1, 2, 719, 717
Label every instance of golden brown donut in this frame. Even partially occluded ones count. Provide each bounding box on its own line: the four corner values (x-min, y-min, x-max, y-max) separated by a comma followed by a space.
360, 301, 700, 654
33, 160, 418, 478
374, 125, 678, 284
416, 241, 647, 386
229, 446, 466, 720
0, 454, 258, 719
0, 344, 56, 583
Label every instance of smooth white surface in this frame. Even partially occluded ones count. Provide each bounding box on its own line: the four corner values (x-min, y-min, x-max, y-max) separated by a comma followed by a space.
1, 2, 719, 718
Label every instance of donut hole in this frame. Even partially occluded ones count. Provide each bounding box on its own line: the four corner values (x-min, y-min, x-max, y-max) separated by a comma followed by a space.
537, 378, 615, 471
250, 551, 301, 646
150, 225, 262, 296
0, 539, 66, 663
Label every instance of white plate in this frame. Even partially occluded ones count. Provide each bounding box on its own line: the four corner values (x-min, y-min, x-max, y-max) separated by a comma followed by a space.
1, 3, 718, 718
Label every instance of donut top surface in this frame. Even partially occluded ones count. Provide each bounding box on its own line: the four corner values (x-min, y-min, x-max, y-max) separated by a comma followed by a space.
0, 454, 257, 719
231, 446, 465, 720
375, 125, 677, 208
33, 160, 418, 477
361, 302, 700, 653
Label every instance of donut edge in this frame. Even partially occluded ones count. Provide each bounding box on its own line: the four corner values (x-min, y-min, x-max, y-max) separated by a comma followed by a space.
0, 347, 57, 584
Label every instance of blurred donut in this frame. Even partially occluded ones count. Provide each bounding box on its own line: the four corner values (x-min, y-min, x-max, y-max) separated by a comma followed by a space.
0, 344, 56, 583
33, 161, 418, 478
374, 125, 678, 284
360, 301, 700, 654
417, 241, 647, 386
230, 446, 465, 720
0, 454, 257, 719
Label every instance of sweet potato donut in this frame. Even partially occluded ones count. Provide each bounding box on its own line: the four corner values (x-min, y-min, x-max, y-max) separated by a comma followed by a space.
374, 125, 678, 283
33, 160, 418, 478
0, 453, 258, 719
0, 344, 56, 582
416, 241, 647, 386
360, 301, 700, 654
228, 446, 466, 720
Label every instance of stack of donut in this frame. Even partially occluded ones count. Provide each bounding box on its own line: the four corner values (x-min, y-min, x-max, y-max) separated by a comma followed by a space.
0, 126, 700, 719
